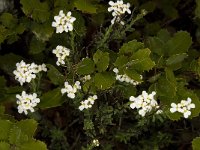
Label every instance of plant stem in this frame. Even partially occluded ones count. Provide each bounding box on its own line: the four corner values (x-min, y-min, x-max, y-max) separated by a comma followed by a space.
70, 31, 75, 55
30, 79, 37, 93
124, 9, 147, 32
98, 24, 113, 49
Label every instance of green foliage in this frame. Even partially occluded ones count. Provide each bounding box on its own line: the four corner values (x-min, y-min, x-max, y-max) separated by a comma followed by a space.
20, 0, 50, 22
192, 137, 200, 150
0, 115, 46, 150
29, 37, 46, 54
0, 0, 200, 149
94, 72, 115, 90
0, 53, 23, 75
77, 58, 95, 75
165, 31, 192, 55
46, 64, 65, 85
74, 0, 97, 14
31, 22, 54, 42
93, 50, 110, 72
195, 0, 200, 18
119, 40, 144, 55
39, 88, 64, 109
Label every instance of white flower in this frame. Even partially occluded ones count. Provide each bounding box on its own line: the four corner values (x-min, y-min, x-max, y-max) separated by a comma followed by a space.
81, 75, 91, 82
52, 10, 76, 33
170, 97, 195, 118
129, 91, 160, 116
13, 60, 47, 86
16, 91, 40, 115
108, 0, 131, 25
170, 103, 178, 113
79, 95, 98, 111
92, 139, 100, 147
52, 45, 71, 66
113, 67, 142, 85
61, 81, 81, 99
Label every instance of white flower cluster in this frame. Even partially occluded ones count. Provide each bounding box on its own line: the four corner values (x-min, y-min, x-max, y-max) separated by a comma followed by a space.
113, 68, 142, 85
79, 95, 98, 111
108, 0, 131, 25
52, 10, 76, 33
13, 60, 47, 85
52, 45, 70, 66
16, 91, 40, 115
129, 91, 161, 116
170, 97, 195, 118
81, 75, 91, 82
61, 81, 81, 99
92, 139, 100, 147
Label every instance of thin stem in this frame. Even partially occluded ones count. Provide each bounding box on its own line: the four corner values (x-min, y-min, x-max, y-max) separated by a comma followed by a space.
98, 24, 113, 49
30, 79, 37, 93
70, 31, 75, 54
124, 9, 147, 32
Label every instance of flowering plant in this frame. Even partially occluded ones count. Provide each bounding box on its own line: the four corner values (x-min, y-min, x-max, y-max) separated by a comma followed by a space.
0, 0, 200, 149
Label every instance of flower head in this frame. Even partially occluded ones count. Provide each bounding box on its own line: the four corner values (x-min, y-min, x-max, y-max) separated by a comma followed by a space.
13, 60, 47, 85
92, 139, 100, 147
129, 91, 161, 116
79, 95, 98, 111
108, 0, 131, 25
61, 81, 81, 99
52, 45, 70, 66
16, 91, 40, 115
52, 10, 76, 33
170, 97, 195, 118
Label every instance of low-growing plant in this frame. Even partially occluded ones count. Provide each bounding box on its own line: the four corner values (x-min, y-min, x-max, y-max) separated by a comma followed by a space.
0, 0, 200, 149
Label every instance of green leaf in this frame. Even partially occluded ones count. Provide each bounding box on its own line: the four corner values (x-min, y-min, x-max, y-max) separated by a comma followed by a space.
118, 84, 136, 98
9, 125, 28, 145
165, 31, 192, 55
129, 48, 155, 71
157, 29, 171, 42
16, 119, 37, 139
29, 37, 46, 54
114, 55, 129, 68
166, 53, 188, 66
74, 0, 97, 14
0, 142, 10, 150
0, 13, 17, 28
124, 69, 142, 82
46, 64, 65, 85
190, 59, 200, 77
20, 0, 50, 22
39, 88, 64, 109
167, 110, 182, 121
0, 53, 23, 75
192, 137, 200, 150
82, 80, 96, 94
119, 40, 144, 55
165, 68, 177, 85
54, 0, 68, 10
147, 37, 165, 55
31, 22, 54, 42
77, 58, 95, 75
94, 72, 115, 90
195, 0, 200, 18
0, 120, 12, 140
20, 140, 47, 150
155, 71, 177, 102
93, 50, 109, 72
0, 25, 9, 44
73, 12, 86, 36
